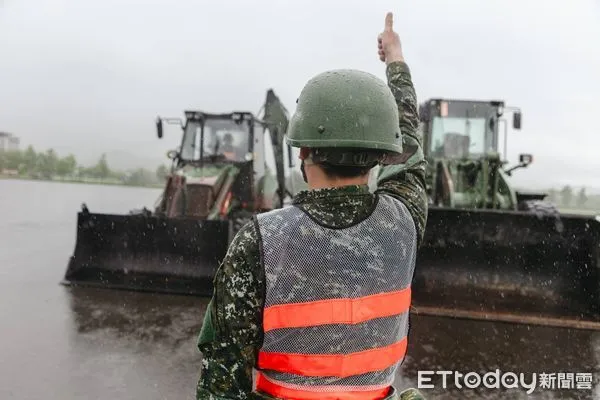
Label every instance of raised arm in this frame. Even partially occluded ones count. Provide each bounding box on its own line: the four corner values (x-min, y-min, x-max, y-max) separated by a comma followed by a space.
375, 12, 428, 246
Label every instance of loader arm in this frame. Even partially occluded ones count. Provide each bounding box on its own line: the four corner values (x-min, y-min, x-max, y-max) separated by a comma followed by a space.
262, 89, 290, 206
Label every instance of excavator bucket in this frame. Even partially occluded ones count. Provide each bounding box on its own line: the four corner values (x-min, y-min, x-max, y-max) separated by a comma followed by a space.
412, 208, 600, 330
62, 211, 230, 295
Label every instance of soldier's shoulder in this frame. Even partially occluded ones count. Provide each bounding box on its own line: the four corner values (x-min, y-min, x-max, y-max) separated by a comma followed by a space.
216, 218, 262, 294
226, 219, 260, 257
255, 205, 304, 230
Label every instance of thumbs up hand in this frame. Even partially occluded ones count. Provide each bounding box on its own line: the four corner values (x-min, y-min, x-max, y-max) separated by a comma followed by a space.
378, 12, 404, 64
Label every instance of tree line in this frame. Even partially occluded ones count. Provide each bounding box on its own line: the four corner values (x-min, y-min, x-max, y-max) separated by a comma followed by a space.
545, 186, 600, 210
0, 145, 169, 187
3, 147, 599, 210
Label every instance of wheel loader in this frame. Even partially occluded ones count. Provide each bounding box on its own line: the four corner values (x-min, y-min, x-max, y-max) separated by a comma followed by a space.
63, 89, 298, 295
410, 98, 600, 330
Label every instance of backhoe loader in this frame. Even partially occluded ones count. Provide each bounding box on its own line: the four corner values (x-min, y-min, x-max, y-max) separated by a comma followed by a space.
63, 89, 297, 295
64, 93, 600, 330
411, 98, 600, 330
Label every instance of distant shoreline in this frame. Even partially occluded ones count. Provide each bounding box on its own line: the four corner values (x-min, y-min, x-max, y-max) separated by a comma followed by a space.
0, 175, 163, 189
2, 175, 597, 215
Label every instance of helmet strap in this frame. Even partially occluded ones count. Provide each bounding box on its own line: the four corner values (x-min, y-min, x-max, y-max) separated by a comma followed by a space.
300, 154, 315, 183
300, 160, 307, 183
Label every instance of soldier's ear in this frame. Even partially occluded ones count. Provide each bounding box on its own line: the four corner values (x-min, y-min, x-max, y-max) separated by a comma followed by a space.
300, 148, 311, 160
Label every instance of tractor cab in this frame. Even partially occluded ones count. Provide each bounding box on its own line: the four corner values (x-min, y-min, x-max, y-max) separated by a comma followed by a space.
156, 111, 257, 169
420, 98, 520, 161
419, 98, 531, 210
425, 102, 495, 160
153, 109, 289, 220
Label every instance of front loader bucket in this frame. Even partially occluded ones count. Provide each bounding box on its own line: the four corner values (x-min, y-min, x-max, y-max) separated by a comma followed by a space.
63, 212, 230, 295
412, 208, 600, 330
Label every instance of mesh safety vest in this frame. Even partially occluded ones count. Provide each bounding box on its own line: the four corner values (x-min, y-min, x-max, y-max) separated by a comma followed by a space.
253, 194, 417, 400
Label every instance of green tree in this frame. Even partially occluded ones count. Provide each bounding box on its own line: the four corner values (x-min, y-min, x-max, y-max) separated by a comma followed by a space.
108, 168, 125, 181
56, 154, 77, 178
156, 164, 169, 181
17, 163, 28, 175
124, 168, 154, 186
576, 187, 588, 208
94, 153, 110, 180
560, 185, 573, 207
76, 165, 87, 178
36, 149, 58, 179
4, 150, 23, 170
23, 145, 37, 174
65, 155, 77, 175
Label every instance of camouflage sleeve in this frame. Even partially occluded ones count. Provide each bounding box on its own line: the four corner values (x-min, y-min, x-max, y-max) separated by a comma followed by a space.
375, 61, 428, 246
196, 221, 264, 400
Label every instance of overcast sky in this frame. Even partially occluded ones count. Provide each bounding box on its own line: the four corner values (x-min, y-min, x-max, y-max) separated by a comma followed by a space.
1, 0, 599, 190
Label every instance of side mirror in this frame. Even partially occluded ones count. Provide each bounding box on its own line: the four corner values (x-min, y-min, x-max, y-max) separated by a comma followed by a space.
519, 153, 533, 166
505, 153, 533, 176
513, 112, 522, 130
156, 117, 163, 139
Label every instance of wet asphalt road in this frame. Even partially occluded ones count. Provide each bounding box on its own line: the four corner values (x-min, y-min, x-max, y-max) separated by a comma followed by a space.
0, 179, 598, 399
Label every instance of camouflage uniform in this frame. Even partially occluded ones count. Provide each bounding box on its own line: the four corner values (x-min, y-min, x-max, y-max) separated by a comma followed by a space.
196, 61, 427, 400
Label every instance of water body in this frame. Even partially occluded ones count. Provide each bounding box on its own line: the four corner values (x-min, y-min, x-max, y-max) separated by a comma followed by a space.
0, 179, 598, 399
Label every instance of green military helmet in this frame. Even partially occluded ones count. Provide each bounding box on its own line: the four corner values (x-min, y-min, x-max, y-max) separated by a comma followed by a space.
286, 69, 404, 165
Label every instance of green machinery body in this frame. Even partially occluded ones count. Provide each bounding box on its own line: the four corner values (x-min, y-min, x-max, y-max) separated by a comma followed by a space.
63, 93, 600, 331
412, 98, 600, 330
63, 90, 297, 295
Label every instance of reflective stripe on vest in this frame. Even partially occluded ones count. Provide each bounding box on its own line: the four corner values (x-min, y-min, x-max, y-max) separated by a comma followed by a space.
262, 287, 411, 332
254, 194, 417, 399
255, 371, 393, 400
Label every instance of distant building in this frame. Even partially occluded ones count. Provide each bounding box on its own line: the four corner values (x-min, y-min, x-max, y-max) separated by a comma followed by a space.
0, 132, 20, 152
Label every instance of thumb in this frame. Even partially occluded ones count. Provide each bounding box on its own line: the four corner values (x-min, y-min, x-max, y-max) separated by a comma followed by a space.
384, 12, 394, 32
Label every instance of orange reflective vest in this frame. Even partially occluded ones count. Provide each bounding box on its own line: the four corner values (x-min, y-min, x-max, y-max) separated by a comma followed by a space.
253, 195, 417, 400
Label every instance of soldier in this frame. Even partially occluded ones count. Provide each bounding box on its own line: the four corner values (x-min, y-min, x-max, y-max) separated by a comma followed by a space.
220, 132, 237, 160
196, 12, 428, 400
